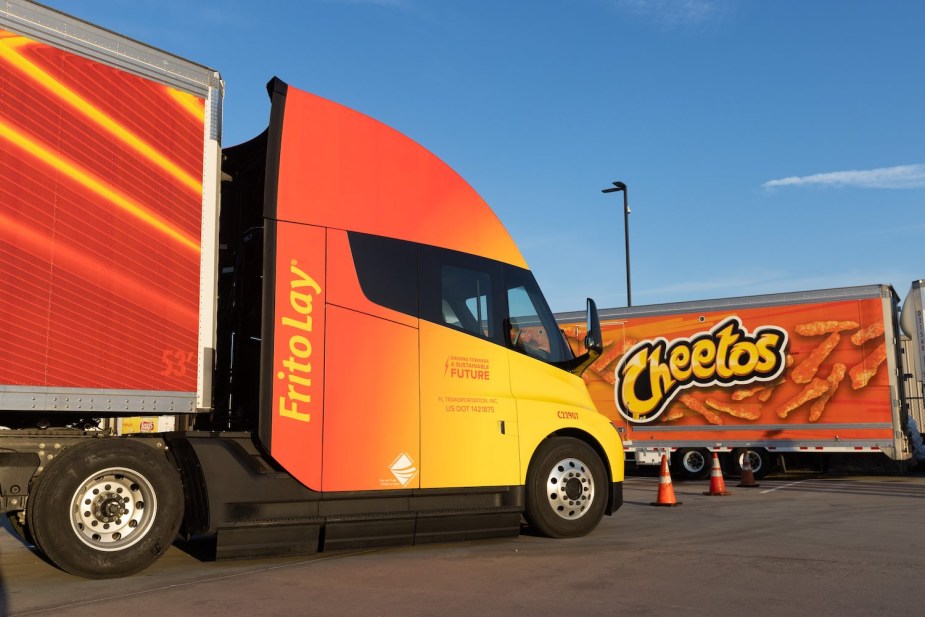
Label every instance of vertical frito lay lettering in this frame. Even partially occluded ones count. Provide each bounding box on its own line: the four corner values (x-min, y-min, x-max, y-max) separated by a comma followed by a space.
277, 262, 322, 423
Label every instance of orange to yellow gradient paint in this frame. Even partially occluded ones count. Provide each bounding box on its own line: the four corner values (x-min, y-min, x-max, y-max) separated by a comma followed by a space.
266, 80, 623, 493
269, 221, 326, 489
275, 85, 528, 270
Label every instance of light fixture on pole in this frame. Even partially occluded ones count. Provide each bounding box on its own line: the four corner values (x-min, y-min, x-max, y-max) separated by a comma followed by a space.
601, 180, 632, 307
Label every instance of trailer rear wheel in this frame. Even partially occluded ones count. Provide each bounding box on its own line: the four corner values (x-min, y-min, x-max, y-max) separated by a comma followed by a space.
26, 439, 182, 579
672, 448, 711, 480
731, 448, 773, 479
524, 437, 607, 538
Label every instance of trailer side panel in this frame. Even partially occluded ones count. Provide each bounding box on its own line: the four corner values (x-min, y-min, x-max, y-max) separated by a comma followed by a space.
0, 2, 220, 413
557, 286, 908, 460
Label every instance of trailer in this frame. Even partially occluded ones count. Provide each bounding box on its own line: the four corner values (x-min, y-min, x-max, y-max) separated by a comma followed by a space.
555, 283, 925, 479
0, 0, 623, 578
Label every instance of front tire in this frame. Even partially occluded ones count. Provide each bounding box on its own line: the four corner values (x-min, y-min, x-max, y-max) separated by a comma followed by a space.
524, 437, 607, 538
27, 439, 183, 579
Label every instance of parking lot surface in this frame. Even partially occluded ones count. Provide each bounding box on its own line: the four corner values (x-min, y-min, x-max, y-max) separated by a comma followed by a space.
2, 471, 924, 616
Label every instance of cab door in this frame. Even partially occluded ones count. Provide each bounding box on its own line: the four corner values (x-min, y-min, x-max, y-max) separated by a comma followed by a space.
418, 249, 520, 489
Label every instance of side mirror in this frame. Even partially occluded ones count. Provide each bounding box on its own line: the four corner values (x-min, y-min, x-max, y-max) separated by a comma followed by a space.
569, 298, 604, 377
584, 298, 603, 353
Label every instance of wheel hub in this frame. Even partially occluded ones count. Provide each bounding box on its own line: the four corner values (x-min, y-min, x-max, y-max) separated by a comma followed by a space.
564, 477, 583, 501
682, 451, 706, 473
70, 468, 156, 551
545, 457, 595, 520
96, 493, 129, 520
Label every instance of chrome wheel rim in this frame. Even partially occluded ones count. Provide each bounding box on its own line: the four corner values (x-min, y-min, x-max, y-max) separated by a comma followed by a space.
545, 457, 595, 520
682, 451, 706, 474
69, 467, 157, 551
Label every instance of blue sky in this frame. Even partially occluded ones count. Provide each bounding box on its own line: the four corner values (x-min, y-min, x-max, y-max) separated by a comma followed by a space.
45, 0, 925, 311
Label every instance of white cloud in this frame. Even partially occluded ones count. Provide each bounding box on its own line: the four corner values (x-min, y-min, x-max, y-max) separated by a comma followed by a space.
763, 164, 925, 190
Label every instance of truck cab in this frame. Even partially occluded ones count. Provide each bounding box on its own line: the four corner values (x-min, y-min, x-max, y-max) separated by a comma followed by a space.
204, 78, 623, 542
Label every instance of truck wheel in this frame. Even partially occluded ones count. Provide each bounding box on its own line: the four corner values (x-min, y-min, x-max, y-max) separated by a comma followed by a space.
731, 448, 773, 479
524, 437, 607, 538
672, 448, 711, 480
26, 439, 182, 578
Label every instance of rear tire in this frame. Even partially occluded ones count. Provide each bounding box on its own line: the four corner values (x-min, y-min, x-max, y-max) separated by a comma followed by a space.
672, 448, 711, 480
27, 439, 182, 579
731, 448, 773, 479
524, 437, 607, 538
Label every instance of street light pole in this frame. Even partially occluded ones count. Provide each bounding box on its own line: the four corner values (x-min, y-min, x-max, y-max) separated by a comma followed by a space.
601, 181, 632, 306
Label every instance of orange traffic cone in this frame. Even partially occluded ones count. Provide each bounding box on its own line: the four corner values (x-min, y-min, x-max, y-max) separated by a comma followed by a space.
651, 454, 682, 507
703, 453, 732, 496
737, 454, 760, 488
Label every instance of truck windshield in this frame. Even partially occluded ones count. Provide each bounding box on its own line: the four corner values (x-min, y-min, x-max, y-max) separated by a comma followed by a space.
504, 266, 573, 365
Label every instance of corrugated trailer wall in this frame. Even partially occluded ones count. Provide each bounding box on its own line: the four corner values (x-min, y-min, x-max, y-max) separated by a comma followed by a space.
556, 284, 911, 462
0, 0, 222, 413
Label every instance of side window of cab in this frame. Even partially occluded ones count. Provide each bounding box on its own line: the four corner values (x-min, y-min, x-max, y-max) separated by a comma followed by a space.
503, 265, 572, 363
439, 264, 493, 338
420, 247, 503, 344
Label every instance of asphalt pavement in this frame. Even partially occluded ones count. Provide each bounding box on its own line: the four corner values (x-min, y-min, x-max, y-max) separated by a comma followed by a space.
2, 470, 924, 616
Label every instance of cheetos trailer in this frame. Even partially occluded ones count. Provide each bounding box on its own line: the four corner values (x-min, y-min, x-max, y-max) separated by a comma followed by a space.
556, 283, 925, 480
0, 0, 623, 579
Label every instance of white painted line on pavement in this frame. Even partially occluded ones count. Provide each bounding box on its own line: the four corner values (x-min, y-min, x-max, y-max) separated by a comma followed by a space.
760, 479, 809, 494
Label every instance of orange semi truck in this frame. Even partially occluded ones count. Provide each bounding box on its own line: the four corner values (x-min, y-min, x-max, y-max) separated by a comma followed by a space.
0, 0, 623, 578
556, 283, 925, 479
